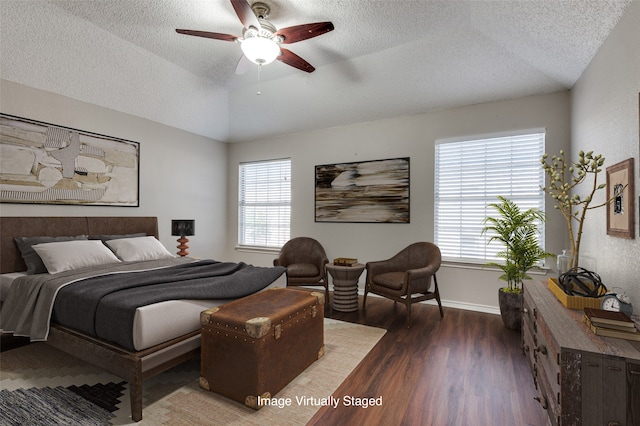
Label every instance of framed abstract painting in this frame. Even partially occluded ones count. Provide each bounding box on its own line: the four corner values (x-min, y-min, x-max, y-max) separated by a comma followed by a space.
0, 113, 139, 206
315, 157, 410, 223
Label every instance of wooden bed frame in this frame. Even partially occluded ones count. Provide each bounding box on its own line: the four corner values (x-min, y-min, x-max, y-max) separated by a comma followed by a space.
0, 216, 200, 422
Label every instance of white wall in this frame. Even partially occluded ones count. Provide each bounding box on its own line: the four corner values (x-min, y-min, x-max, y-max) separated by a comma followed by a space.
0, 79, 228, 259
226, 91, 571, 313
571, 1, 640, 307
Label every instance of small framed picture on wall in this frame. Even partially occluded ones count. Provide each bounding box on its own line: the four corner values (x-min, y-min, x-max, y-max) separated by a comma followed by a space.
606, 157, 635, 238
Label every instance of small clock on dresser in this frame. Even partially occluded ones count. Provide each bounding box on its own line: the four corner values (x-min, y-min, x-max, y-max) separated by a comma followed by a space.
601, 290, 633, 316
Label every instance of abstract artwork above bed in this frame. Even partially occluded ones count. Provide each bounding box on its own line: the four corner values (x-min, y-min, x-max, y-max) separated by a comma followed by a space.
0, 113, 139, 206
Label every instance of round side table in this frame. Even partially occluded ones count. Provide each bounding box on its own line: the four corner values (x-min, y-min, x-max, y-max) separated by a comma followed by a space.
326, 263, 365, 312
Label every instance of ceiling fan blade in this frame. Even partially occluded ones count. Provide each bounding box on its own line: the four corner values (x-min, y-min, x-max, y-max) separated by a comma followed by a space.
230, 0, 261, 30
276, 22, 334, 44
278, 48, 315, 73
235, 55, 252, 75
176, 29, 238, 42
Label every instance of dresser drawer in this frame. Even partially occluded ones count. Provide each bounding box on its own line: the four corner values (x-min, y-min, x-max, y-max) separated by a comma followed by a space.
524, 287, 561, 406
536, 356, 560, 426
533, 307, 561, 403
523, 321, 536, 373
524, 285, 560, 424
629, 362, 640, 425
522, 292, 536, 340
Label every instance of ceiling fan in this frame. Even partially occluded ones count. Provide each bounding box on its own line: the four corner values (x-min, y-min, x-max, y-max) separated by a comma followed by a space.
176, 0, 334, 74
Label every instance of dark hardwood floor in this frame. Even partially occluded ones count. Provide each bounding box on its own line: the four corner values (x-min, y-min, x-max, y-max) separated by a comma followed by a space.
313, 295, 549, 426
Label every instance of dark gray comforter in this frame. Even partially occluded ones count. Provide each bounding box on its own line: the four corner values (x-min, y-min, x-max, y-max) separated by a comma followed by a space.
53, 259, 285, 349
1, 258, 286, 351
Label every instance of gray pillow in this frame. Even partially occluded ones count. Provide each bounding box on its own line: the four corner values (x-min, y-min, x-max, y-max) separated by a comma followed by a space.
15, 235, 88, 274
89, 233, 146, 242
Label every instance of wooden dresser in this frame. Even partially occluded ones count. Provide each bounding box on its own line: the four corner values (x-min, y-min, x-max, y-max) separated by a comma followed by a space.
522, 281, 640, 426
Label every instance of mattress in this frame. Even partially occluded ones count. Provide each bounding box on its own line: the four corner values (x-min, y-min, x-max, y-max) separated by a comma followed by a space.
131, 274, 285, 350
1, 269, 286, 351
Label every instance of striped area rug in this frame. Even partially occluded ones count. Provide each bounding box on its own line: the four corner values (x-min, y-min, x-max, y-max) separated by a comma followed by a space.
0, 384, 121, 425
0, 319, 385, 425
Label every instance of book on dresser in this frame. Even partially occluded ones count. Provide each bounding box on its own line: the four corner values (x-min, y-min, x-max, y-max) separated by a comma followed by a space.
583, 307, 636, 328
583, 315, 640, 342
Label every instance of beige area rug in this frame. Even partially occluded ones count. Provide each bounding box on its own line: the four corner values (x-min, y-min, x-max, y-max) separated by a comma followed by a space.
0, 319, 386, 425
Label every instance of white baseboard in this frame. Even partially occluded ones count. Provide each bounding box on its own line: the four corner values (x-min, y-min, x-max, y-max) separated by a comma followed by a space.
358, 291, 500, 316
427, 299, 500, 316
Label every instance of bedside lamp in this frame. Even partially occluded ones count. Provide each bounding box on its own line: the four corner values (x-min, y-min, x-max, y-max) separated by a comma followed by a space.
171, 219, 195, 257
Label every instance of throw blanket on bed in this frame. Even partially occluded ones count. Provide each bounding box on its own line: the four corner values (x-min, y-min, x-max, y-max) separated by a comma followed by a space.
1, 258, 286, 350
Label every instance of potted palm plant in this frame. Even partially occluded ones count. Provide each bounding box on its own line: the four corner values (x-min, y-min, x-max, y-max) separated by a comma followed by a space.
482, 196, 555, 329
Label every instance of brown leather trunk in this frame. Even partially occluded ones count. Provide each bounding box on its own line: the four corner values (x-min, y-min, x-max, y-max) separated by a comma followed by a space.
199, 288, 325, 409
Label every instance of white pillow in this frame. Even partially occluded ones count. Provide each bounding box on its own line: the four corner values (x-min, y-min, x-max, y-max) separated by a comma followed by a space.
32, 240, 121, 274
105, 236, 175, 262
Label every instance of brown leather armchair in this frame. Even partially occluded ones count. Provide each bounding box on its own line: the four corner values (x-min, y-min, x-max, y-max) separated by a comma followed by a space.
273, 237, 329, 303
363, 242, 443, 327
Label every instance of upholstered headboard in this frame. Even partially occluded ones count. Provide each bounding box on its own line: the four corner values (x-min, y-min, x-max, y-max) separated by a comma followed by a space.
0, 217, 159, 273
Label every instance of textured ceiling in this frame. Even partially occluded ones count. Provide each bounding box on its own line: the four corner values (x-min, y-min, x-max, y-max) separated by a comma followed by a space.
0, 0, 632, 142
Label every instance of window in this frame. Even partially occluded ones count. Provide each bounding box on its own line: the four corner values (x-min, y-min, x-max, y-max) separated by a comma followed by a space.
238, 158, 291, 248
434, 131, 546, 263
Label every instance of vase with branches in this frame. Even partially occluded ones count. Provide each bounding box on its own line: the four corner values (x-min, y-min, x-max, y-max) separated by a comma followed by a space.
540, 150, 610, 270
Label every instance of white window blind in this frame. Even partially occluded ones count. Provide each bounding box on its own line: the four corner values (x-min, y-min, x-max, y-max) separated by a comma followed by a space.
434, 131, 546, 263
238, 158, 291, 248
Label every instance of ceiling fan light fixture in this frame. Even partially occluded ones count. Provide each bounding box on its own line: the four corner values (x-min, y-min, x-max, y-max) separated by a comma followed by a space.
241, 36, 280, 65
177, 0, 334, 73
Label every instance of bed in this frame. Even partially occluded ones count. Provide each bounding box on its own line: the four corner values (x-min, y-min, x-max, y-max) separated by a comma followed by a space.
0, 216, 286, 422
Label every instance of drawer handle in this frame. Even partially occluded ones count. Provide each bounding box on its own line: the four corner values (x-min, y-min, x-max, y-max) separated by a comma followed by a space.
585, 362, 600, 368
534, 345, 548, 356
534, 396, 548, 409
606, 366, 622, 372
523, 307, 529, 315
523, 344, 530, 353
608, 423, 621, 426
631, 370, 640, 376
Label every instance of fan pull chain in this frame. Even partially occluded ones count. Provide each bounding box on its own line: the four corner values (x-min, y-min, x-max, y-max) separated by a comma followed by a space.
256, 64, 262, 96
